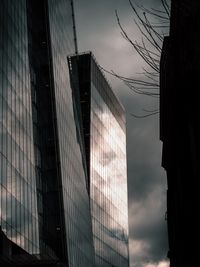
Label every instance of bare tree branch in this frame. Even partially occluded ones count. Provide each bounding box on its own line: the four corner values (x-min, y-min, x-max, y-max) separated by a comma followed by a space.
131, 111, 159, 118
103, 0, 170, 118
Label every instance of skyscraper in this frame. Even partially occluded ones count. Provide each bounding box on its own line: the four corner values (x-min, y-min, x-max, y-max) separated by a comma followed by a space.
69, 52, 130, 267
0, 1, 95, 266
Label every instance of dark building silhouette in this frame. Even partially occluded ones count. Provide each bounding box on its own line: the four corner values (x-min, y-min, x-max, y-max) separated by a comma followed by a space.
0, 0, 95, 266
160, 0, 200, 266
68, 52, 130, 267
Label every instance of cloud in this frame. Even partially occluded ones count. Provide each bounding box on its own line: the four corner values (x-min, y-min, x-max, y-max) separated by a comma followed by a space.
144, 261, 169, 267
75, 0, 169, 267
126, 110, 168, 266
128, 184, 168, 266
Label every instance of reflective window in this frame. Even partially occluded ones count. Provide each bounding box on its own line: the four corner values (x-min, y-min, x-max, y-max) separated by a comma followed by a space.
47, 1, 95, 266
90, 56, 129, 267
0, 0, 39, 254
69, 52, 130, 267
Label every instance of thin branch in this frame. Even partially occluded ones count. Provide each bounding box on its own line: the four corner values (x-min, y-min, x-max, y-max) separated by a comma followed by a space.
143, 108, 159, 113
131, 111, 159, 118
139, 5, 169, 20
112, 0, 170, 117
161, 0, 170, 18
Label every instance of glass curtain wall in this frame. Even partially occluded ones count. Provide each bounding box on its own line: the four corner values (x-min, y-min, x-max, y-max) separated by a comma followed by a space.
68, 53, 130, 267
47, 1, 95, 266
90, 55, 129, 267
0, 0, 39, 254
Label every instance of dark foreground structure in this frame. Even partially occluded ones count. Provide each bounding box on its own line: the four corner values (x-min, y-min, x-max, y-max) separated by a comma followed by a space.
160, 0, 200, 266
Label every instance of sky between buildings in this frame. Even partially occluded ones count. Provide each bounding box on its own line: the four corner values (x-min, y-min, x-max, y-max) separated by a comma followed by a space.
74, 1, 170, 267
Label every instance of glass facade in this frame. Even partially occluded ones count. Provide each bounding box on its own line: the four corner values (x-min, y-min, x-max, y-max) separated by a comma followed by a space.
48, 1, 95, 266
90, 56, 129, 267
1, 1, 128, 266
0, 0, 39, 254
1, 1, 95, 266
69, 53, 129, 267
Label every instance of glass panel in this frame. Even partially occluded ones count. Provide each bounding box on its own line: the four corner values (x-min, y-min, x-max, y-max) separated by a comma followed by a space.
47, 1, 95, 266
0, 0, 39, 254
90, 59, 129, 267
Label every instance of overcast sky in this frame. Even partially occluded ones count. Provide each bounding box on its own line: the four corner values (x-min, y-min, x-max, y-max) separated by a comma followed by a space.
74, 1, 169, 267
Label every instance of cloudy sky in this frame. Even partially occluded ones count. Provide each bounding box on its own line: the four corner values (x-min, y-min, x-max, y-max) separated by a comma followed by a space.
74, 1, 169, 267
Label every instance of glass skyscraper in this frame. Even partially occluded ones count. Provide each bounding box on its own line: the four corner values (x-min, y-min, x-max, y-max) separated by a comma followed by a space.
0, 1, 95, 266
0, 0, 40, 255
69, 52, 130, 267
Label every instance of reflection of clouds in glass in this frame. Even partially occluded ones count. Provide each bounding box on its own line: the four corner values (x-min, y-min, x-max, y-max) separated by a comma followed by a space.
101, 150, 115, 166
91, 114, 128, 224
94, 221, 128, 257
90, 84, 129, 266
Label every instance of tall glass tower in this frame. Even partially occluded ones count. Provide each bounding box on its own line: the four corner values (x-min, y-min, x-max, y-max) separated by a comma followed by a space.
0, 1, 95, 266
69, 52, 130, 267
0, 0, 40, 255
